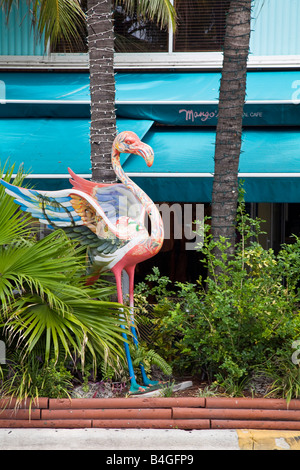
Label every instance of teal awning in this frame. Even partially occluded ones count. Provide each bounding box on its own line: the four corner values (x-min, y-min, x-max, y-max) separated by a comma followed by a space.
1, 118, 300, 202
1, 71, 300, 202
116, 71, 300, 127
122, 127, 300, 203
1, 71, 300, 126
0, 72, 90, 117
0, 117, 154, 189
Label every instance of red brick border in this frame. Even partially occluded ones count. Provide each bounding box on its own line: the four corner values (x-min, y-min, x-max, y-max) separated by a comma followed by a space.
1, 396, 300, 430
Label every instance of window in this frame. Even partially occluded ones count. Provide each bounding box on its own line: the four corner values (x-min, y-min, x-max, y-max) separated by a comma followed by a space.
114, 5, 168, 53
51, 0, 230, 55
114, 0, 230, 53
174, 0, 230, 52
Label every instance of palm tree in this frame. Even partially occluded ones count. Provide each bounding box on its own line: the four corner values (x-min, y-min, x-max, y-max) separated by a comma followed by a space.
211, 0, 252, 254
87, 0, 117, 183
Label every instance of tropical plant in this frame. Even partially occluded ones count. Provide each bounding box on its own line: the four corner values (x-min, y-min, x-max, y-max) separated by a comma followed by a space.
1, 353, 74, 401
264, 350, 300, 403
135, 200, 300, 397
0, 0, 86, 50
130, 344, 172, 378
159, 380, 175, 397
0, 164, 132, 400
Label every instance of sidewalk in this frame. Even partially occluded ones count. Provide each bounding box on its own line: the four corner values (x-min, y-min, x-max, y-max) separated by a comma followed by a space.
1, 428, 300, 450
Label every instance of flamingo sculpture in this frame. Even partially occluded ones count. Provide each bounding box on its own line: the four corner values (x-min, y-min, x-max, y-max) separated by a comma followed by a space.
0, 131, 164, 394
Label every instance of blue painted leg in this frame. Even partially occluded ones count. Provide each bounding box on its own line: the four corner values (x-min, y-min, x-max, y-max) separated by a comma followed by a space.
120, 326, 148, 393
126, 265, 161, 388
115, 270, 148, 394
130, 325, 159, 387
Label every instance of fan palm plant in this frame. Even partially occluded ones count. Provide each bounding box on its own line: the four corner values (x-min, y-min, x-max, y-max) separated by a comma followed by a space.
0, 164, 130, 400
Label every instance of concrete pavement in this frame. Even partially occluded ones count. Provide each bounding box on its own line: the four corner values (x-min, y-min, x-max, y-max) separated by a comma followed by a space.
0, 428, 239, 450
1, 428, 300, 450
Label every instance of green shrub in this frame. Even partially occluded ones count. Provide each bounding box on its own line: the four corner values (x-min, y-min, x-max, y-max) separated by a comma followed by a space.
1, 353, 73, 401
136, 201, 300, 396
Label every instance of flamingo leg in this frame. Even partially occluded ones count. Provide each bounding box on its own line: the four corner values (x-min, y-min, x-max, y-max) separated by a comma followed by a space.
125, 265, 159, 388
113, 267, 148, 394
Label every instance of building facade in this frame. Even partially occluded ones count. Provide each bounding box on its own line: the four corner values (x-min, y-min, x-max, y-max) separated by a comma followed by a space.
1, 0, 300, 281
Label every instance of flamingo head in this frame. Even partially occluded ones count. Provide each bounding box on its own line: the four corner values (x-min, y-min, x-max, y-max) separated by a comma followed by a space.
113, 131, 154, 167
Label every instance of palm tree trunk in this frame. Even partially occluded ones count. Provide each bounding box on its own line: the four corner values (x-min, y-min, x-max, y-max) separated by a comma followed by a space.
87, 0, 117, 183
211, 0, 252, 252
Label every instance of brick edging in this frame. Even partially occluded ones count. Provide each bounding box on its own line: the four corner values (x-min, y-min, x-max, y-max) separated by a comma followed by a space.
1, 396, 300, 430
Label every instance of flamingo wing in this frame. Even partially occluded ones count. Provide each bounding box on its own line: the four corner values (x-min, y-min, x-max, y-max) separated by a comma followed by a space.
0, 179, 129, 255
69, 169, 146, 227
94, 185, 146, 227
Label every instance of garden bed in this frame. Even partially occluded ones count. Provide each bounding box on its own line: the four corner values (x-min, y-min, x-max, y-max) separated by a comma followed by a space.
1, 393, 300, 430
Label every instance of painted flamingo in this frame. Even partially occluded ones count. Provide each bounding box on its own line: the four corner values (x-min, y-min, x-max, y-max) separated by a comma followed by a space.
0, 131, 164, 394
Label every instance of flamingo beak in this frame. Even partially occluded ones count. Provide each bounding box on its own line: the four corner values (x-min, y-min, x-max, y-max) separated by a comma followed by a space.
136, 143, 154, 167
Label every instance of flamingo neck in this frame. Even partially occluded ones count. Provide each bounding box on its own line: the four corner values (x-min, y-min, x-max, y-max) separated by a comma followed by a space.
112, 148, 163, 254
112, 148, 133, 189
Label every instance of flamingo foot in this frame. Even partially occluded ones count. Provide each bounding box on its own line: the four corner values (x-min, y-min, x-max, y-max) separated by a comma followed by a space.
139, 363, 160, 387
141, 378, 173, 389
128, 370, 165, 394
128, 383, 150, 395
139, 364, 172, 389
141, 377, 159, 387
129, 380, 173, 394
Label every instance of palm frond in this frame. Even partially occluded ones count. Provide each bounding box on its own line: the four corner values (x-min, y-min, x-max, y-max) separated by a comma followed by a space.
115, 0, 177, 30
5, 289, 129, 365
34, 0, 86, 48
0, 162, 32, 245
0, 0, 17, 18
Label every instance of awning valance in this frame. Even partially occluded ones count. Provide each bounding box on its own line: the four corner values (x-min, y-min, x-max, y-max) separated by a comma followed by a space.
1, 71, 299, 126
